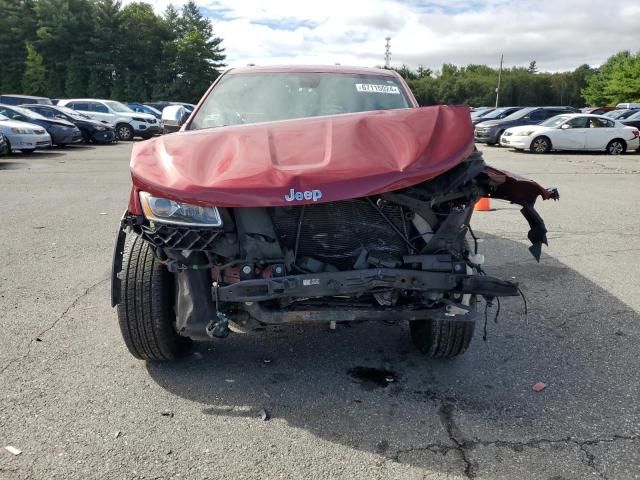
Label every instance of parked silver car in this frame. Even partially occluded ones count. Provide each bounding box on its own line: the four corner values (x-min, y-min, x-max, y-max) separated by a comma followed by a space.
0, 113, 52, 154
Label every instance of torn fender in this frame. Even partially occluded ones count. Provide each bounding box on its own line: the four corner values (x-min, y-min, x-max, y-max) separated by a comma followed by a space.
480, 166, 559, 261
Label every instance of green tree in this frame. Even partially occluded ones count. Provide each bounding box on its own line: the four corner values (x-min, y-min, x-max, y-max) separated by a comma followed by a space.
22, 43, 47, 95
0, 0, 37, 92
582, 51, 631, 105
170, 0, 225, 102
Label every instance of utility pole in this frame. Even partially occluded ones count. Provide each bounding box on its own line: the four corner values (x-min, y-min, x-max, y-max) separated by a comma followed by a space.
384, 37, 391, 68
495, 53, 503, 108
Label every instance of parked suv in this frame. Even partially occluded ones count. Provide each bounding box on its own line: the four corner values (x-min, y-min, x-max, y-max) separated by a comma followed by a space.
471, 106, 522, 126
0, 94, 52, 106
58, 99, 159, 140
475, 106, 578, 145
111, 65, 559, 362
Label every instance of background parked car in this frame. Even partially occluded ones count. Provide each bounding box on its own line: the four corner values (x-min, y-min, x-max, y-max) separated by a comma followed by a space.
0, 113, 52, 154
604, 109, 638, 120
470, 108, 494, 121
0, 133, 8, 156
127, 102, 163, 120
58, 99, 159, 140
621, 110, 640, 132
582, 107, 615, 115
475, 106, 578, 145
501, 114, 640, 154
0, 94, 52, 106
145, 101, 196, 114
615, 103, 640, 110
0, 105, 82, 146
22, 104, 117, 144
471, 106, 522, 126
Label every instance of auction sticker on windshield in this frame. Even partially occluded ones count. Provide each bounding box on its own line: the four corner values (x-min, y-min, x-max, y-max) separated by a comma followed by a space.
355, 84, 400, 94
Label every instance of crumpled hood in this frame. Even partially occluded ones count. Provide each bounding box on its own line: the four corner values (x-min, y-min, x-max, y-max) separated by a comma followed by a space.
130, 105, 474, 207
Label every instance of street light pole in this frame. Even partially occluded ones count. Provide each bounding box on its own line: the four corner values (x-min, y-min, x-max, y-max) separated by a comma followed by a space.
495, 54, 503, 108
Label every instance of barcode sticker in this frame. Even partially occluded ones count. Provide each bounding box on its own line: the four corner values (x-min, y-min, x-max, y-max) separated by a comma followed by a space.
355, 84, 400, 94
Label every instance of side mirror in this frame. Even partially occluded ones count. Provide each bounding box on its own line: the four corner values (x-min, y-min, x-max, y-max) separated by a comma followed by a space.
561, 124, 571, 129
161, 105, 188, 129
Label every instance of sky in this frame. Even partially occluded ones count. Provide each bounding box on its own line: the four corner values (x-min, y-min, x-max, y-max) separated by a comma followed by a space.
136, 0, 640, 72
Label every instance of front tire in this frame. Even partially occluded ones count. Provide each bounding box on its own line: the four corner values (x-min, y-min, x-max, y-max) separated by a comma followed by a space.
606, 139, 626, 155
116, 123, 134, 141
116, 235, 189, 361
410, 317, 475, 358
530, 136, 551, 154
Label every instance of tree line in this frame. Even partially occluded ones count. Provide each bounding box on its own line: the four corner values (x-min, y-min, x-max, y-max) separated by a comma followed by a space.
2, 1, 639, 108
394, 51, 640, 108
0, 0, 225, 104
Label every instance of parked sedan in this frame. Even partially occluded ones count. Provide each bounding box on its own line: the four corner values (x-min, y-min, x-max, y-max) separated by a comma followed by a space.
0, 105, 82, 145
621, 110, 640, 130
22, 104, 116, 144
475, 106, 578, 145
0, 113, 52, 154
500, 114, 640, 154
604, 109, 638, 120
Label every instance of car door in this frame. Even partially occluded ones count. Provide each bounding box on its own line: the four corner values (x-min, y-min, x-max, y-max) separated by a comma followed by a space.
525, 109, 546, 125
554, 116, 588, 150
585, 117, 616, 150
68, 101, 92, 118
88, 102, 113, 123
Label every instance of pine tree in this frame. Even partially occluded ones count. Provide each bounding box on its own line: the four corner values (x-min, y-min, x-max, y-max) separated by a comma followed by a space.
22, 42, 47, 95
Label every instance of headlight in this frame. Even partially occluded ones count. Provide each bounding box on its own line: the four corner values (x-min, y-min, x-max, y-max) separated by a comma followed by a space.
94, 126, 106, 131
11, 128, 31, 134
518, 130, 535, 136
132, 117, 147, 123
139, 192, 222, 227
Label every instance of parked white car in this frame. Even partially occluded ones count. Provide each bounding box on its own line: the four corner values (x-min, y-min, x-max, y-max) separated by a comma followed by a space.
0, 113, 52, 154
57, 99, 160, 141
500, 114, 640, 154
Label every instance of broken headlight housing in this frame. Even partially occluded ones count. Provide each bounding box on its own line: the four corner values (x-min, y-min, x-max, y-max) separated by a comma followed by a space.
139, 192, 222, 227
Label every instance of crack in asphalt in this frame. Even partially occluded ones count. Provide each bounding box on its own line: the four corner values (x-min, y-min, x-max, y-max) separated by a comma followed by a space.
0, 276, 109, 376
392, 398, 639, 479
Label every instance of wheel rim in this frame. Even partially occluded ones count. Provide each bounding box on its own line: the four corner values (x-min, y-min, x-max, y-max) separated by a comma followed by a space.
609, 142, 623, 154
118, 126, 132, 140
533, 138, 547, 153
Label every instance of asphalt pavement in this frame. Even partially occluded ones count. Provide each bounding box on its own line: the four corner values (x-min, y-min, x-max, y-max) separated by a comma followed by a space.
1, 142, 639, 479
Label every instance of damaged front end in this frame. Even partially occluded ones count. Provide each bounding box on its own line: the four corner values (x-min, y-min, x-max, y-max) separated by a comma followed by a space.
113, 151, 558, 342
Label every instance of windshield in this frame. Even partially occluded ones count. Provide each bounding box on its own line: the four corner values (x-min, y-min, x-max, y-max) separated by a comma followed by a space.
502, 107, 534, 120
57, 106, 90, 120
188, 72, 411, 130
471, 109, 493, 119
606, 109, 629, 119
105, 101, 134, 113
11, 105, 47, 120
145, 105, 162, 116
539, 115, 571, 127
481, 107, 517, 120
626, 110, 640, 120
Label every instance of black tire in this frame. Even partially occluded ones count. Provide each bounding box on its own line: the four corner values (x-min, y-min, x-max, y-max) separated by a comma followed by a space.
606, 138, 626, 155
21, 149, 35, 155
495, 130, 505, 146
530, 136, 551, 154
116, 235, 189, 361
410, 317, 475, 358
116, 123, 134, 141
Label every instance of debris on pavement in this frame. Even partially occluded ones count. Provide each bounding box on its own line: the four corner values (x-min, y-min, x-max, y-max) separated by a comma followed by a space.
532, 382, 546, 392
5, 446, 22, 456
161, 410, 174, 418
259, 408, 270, 421
114, 431, 122, 439
262, 358, 272, 364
